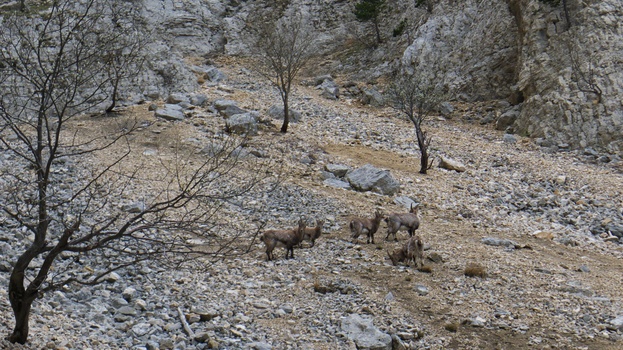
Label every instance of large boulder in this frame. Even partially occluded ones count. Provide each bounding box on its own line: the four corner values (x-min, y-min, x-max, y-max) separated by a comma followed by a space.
155, 104, 185, 121
340, 314, 392, 350
345, 164, 400, 196
324, 163, 351, 178
438, 156, 466, 172
496, 109, 520, 131
226, 112, 258, 136
362, 88, 384, 107
266, 105, 302, 123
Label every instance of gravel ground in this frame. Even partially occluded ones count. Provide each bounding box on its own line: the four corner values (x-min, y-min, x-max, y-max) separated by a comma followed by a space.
1, 58, 622, 350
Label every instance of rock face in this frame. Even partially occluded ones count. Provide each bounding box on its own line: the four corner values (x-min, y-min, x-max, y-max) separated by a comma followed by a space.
345, 164, 400, 196
402, 0, 518, 101
510, 0, 623, 154
401, 0, 622, 153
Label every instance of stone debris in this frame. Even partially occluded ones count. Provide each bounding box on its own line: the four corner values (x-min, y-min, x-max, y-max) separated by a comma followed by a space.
1, 59, 622, 350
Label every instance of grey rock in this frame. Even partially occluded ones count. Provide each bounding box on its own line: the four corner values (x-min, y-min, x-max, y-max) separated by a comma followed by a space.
122, 287, 136, 301
578, 265, 590, 273
279, 304, 293, 314
319, 80, 340, 100
143, 86, 161, 100
205, 67, 226, 82
345, 164, 400, 196
362, 88, 384, 107
0, 260, 12, 272
320, 171, 337, 180
266, 105, 302, 123
340, 314, 392, 350
166, 93, 189, 104
122, 202, 145, 213
117, 306, 137, 316
194, 332, 211, 343
325, 163, 351, 178
314, 75, 334, 86
246, 342, 272, 350
393, 196, 417, 209
155, 104, 185, 121
111, 297, 129, 308
503, 134, 517, 144
480, 112, 496, 125
414, 285, 429, 296
391, 334, 407, 350
0, 2, 22, 12
213, 99, 239, 111
482, 237, 519, 248
226, 113, 258, 136
464, 316, 486, 327
220, 105, 248, 118
496, 110, 519, 131
148, 103, 158, 111
132, 323, 151, 337
439, 102, 454, 116
323, 178, 352, 190
105, 272, 121, 283
438, 156, 466, 172
608, 316, 623, 331
189, 94, 208, 107
199, 143, 248, 159
607, 224, 623, 238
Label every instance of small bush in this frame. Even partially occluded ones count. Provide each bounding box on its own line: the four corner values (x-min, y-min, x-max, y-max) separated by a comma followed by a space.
392, 19, 406, 37
444, 322, 459, 332
418, 265, 433, 273
464, 263, 486, 278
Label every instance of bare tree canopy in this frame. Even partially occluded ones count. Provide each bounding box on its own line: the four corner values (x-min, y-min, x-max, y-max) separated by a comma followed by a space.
386, 68, 446, 174
0, 0, 275, 344
254, 13, 316, 133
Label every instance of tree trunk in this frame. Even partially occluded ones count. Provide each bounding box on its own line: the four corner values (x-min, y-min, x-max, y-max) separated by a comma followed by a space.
416, 126, 428, 174
281, 93, 289, 133
8, 278, 37, 344
373, 19, 382, 44
106, 78, 119, 114
563, 0, 571, 30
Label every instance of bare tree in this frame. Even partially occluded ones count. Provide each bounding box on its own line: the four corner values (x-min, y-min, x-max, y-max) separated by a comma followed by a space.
565, 39, 602, 104
101, 1, 148, 114
386, 69, 446, 174
254, 14, 316, 133
0, 0, 273, 344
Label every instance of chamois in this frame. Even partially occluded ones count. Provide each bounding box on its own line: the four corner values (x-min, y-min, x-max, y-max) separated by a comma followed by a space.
385, 203, 420, 241
350, 210, 384, 244
261, 219, 306, 261
301, 219, 324, 248
388, 235, 424, 268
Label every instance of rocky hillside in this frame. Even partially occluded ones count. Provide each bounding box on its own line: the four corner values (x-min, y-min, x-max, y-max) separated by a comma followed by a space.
5, 0, 617, 152
2, 57, 623, 350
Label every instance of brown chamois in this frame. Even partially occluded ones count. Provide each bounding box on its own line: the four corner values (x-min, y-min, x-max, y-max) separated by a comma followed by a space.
301, 219, 324, 248
350, 210, 384, 244
385, 203, 420, 241
388, 235, 424, 267
261, 219, 306, 261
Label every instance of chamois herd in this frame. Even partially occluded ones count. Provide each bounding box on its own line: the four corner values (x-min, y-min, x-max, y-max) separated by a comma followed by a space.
260, 204, 424, 268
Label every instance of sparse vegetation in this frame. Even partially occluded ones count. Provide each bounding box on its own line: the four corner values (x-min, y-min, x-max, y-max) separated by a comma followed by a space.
386, 68, 446, 174
464, 263, 487, 278
253, 14, 316, 133
353, 0, 386, 44
0, 0, 271, 344
539, 0, 571, 30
